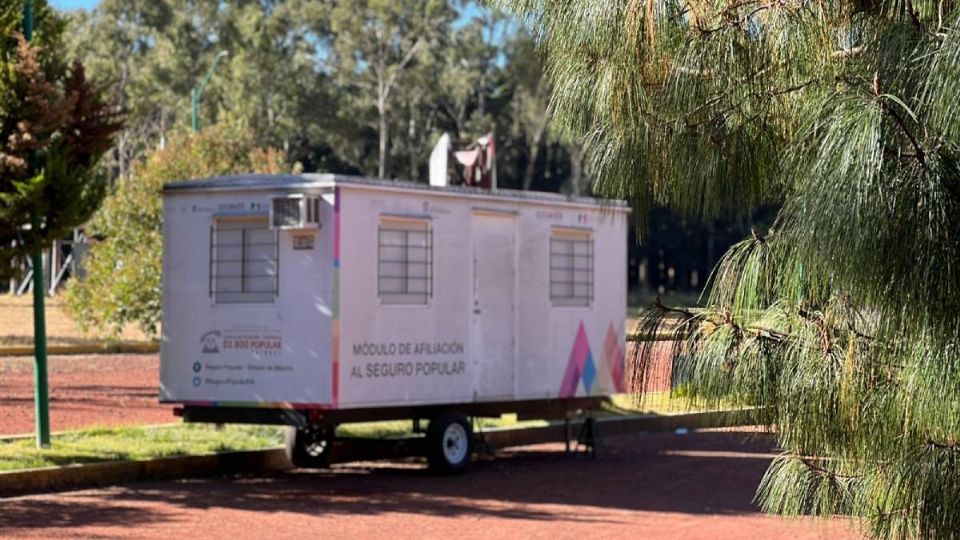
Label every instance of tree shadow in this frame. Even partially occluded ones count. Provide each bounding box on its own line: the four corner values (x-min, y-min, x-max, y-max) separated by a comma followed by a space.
0, 429, 781, 532
0, 498, 153, 531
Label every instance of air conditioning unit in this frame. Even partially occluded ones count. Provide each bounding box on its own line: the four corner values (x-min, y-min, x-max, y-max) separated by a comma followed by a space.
270, 195, 321, 230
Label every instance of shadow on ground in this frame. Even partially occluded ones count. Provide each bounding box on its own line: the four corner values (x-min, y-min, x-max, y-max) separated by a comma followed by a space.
0, 429, 780, 531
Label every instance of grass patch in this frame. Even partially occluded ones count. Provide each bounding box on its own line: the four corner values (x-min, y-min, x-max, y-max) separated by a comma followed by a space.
335, 392, 723, 440
0, 395, 737, 472
336, 414, 547, 439
0, 424, 283, 472
0, 294, 152, 348
337, 420, 417, 439
607, 391, 739, 415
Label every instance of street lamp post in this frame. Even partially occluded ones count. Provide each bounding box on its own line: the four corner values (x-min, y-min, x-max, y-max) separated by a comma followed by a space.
23, 0, 50, 450
191, 51, 228, 133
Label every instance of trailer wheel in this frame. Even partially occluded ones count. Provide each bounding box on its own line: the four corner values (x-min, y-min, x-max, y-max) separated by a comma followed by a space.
426, 411, 472, 474
285, 425, 333, 469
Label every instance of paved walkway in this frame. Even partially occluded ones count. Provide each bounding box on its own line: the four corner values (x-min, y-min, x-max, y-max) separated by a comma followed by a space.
0, 430, 858, 539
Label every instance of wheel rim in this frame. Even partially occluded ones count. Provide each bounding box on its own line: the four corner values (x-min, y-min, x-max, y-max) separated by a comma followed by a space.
301, 428, 329, 458
305, 439, 328, 458
442, 422, 469, 465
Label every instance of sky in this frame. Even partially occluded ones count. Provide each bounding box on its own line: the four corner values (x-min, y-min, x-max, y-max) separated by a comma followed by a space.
50, 0, 98, 9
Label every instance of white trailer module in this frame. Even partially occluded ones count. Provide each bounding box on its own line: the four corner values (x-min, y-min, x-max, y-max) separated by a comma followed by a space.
161, 174, 629, 471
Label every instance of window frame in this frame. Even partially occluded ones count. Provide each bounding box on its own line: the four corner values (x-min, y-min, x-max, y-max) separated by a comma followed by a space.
549, 227, 594, 307
377, 217, 433, 306
209, 217, 279, 305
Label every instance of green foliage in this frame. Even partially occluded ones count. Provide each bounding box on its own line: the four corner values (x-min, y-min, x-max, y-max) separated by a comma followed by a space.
0, 423, 283, 472
0, 1, 121, 280
62, 0, 582, 191
328, 0, 455, 178
499, 0, 960, 538
64, 124, 287, 337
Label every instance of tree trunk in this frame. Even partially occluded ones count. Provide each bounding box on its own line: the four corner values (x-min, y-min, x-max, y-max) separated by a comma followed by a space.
479, 71, 487, 117
568, 144, 584, 195
522, 120, 547, 191
378, 102, 389, 179
408, 105, 418, 181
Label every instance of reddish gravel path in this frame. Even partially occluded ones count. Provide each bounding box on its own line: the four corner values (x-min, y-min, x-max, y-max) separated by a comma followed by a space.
0, 429, 857, 539
0, 342, 674, 436
0, 354, 175, 435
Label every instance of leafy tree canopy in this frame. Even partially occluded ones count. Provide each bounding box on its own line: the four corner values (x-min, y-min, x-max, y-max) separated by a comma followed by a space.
63, 0, 585, 191
64, 123, 286, 336
0, 0, 121, 279
497, 1, 960, 538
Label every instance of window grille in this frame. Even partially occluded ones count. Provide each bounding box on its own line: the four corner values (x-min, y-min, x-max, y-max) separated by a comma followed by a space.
550, 229, 593, 307
378, 218, 432, 305
209, 219, 278, 304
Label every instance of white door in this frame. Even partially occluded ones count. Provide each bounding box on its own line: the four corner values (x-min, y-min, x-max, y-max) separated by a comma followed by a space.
470, 212, 516, 399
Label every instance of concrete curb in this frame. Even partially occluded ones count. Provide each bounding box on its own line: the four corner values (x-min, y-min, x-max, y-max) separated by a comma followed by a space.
0, 448, 292, 498
0, 342, 159, 358
0, 409, 758, 498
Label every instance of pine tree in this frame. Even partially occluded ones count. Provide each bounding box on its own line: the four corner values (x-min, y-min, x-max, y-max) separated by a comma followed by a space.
496, 1, 960, 538
0, 0, 121, 448
0, 28, 121, 280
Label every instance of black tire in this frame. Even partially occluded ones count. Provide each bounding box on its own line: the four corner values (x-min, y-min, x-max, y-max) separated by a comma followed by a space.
285, 425, 333, 469
426, 411, 472, 474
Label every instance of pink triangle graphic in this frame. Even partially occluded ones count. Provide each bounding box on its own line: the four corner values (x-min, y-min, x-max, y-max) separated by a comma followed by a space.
559, 322, 591, 397
604, 322, 626, 392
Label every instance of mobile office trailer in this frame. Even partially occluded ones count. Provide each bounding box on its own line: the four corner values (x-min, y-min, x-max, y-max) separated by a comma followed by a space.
161, 174, 629, 472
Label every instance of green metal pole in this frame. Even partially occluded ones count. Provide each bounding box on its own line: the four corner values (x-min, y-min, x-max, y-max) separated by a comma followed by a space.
30, 217, 49, 449
24, 0, 50, 449
22, 0, 31, 38
191, 51, 227, 133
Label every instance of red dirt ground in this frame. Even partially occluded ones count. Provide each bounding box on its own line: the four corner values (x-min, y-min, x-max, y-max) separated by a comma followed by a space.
0, 354, 175, 435
0, 429, 858, 539
0, 349, 859, 538
0, 342, 674, 436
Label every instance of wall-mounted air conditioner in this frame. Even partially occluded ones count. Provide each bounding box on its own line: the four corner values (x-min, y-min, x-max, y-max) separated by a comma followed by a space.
270, 194, 321, 230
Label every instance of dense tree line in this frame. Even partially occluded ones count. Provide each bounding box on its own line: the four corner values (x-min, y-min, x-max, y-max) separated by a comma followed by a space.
57, 0, 605, 335
53, 0, 749, 336
63, 0, 585, 193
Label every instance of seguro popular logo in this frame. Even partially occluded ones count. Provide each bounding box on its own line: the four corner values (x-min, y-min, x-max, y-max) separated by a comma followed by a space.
200, 330, 221, 354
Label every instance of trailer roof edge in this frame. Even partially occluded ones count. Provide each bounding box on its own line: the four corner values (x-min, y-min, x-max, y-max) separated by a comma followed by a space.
162, 173, 631, 211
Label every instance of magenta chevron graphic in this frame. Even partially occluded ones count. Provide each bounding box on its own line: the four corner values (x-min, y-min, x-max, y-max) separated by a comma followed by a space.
604, 322, 626, 392
559, 322, 597, 398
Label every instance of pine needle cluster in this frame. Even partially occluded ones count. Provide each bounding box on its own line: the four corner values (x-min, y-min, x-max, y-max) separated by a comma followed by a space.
496, 1, 960, 537
0, 0, 122, 280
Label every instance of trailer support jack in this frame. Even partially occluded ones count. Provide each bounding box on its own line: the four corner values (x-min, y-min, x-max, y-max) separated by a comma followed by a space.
565, 414, 598, 458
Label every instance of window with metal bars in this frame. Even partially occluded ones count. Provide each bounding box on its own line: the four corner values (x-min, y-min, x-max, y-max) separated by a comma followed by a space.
378, 218, 432, 305
209, 219, 278, 304
550, 229, 593, 307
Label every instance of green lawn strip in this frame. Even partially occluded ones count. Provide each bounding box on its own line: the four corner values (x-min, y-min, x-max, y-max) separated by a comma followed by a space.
0, 424, 284, 472
0, 394, 735, 472
336, 414, 548, 440
335, 392, 726, 440
606, 391, 730, 415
